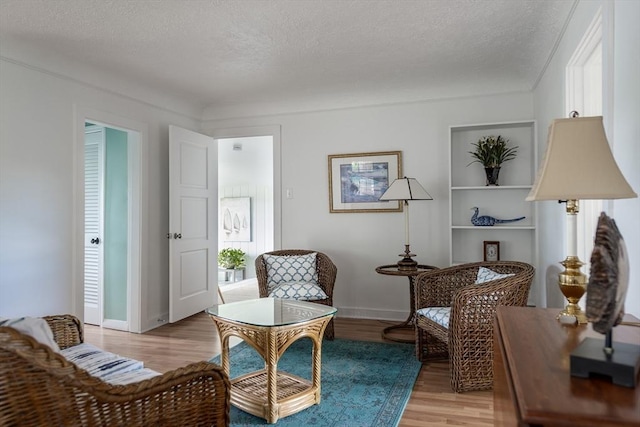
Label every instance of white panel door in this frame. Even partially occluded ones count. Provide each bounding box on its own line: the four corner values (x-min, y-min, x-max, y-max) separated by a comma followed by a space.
84, 127, 104, 326
169, 125, 217, 323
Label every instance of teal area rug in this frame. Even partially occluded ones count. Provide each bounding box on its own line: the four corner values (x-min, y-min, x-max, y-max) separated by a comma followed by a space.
211, 338, 421, 427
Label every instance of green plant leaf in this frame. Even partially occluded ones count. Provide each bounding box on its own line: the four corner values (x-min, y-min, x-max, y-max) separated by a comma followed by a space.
218, 248, 246, 268
467, 135, 518, 168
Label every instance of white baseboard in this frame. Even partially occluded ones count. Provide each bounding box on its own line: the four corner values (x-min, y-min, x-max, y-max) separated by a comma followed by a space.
335, 306, 409, 321
102, 319, 128, 331
139, 306, 407, 331
139, 312, 169, 333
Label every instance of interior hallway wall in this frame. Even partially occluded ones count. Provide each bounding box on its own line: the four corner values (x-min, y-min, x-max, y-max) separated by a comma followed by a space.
104, 128, 128, 322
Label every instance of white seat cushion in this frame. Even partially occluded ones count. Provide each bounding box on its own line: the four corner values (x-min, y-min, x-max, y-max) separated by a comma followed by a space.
0, 317, 60, 352
268, 282, 328, 301
475, 266, 514, 284
416, 307, 451, 329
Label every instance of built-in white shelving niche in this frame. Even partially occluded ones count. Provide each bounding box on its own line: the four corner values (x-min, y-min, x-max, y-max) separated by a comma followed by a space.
449, 120, 538, 304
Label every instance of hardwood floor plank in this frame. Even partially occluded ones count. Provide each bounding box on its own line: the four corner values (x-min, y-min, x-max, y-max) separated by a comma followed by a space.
85, 312, 494, 426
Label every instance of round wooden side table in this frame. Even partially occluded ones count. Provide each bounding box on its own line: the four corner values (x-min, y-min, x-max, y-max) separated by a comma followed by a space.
375, 264, 438, 343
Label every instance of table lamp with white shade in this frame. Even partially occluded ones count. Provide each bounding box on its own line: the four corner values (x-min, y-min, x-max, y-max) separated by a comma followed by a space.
526, 112, 637, 324
379, 177, 433, 270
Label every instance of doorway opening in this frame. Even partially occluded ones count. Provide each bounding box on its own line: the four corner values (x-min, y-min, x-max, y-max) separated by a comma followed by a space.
83, 123, 132, 330
205, 124, 282, 292
217, 135, 275, 286
75, 106, 145, 333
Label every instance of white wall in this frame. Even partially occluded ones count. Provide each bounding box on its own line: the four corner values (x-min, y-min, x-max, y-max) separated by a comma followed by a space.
0, 58, 199, 330
533, 0, 640, 317
218, 136, 274, 278
610, 0, 640, 318
203, 92, 534, 320
5, 2, 634, 325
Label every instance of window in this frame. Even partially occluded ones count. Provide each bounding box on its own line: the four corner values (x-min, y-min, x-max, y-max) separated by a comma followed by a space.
566, 10, 604, 276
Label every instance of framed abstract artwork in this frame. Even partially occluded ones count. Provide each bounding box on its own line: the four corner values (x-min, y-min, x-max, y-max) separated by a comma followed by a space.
328, 151, 402, 213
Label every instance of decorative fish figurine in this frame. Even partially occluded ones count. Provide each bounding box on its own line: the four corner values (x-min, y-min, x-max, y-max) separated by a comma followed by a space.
470, 207, 525, 226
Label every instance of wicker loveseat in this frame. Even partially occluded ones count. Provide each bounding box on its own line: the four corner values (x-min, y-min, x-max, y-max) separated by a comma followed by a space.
414, 261, 534, 392
0, 314, 230, 426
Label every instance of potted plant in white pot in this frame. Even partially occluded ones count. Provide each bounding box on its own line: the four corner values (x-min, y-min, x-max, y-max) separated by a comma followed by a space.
467, 135, 518, 186
218, 248, 246, 269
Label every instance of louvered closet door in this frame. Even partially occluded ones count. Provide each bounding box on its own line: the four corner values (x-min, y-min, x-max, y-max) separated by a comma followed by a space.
84, 127, 104, 326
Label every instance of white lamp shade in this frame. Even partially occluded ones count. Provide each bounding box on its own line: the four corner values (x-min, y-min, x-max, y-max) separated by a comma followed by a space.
379, 177, 433, 201
526, 116, 637, 201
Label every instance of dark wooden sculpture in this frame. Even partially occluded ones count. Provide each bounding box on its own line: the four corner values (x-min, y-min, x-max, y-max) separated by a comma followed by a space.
586, 212, 628, 334
571, 212, 638, 388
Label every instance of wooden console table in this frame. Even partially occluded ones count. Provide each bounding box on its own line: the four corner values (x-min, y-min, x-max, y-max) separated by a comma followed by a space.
494, 307, 640, 426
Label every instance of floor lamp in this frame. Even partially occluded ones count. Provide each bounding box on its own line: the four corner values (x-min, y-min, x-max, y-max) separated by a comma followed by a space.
379, 177, 432, 270
526, 113, 637, 324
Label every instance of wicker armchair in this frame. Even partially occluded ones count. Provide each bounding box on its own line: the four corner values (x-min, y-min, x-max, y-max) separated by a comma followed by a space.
256, 249, 337, 339
414, 261, 534, 392
0, 314, 230, 426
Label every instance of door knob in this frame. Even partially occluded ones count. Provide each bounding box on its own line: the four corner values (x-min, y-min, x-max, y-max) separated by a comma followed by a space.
90, 237, 100, 245
173, 233, 182, 239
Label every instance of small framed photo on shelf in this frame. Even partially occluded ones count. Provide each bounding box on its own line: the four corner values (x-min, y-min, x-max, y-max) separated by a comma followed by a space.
483, 241, 500, 262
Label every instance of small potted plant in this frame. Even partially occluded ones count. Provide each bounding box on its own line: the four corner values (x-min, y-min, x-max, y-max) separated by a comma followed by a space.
217, 248, 246, 269
467, 135, 518, 186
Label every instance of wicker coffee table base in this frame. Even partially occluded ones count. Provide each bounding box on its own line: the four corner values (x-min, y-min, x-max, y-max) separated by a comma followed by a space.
210, 314, 333, 424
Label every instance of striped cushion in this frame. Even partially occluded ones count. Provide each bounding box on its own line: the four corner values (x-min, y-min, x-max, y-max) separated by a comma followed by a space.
268, 282, 328, 301
264, 253, 319, 288
60, 343, 144, 380
104, 368, 161, 385
416, 307, 451, 329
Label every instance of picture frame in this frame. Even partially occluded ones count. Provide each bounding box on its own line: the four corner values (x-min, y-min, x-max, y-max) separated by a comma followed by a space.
483, 241, 500, 261
220, 197, 251, 242
328, 151, 402, 213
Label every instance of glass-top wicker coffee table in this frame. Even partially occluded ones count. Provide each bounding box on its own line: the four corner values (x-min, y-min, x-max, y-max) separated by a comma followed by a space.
207, 298, 337, 424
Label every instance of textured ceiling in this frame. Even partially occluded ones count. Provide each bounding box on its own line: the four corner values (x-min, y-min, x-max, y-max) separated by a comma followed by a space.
0, 0, 576, 119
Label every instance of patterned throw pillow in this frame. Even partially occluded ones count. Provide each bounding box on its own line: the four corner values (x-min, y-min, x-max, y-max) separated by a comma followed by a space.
268, 282, 329, 301
264, 253, 319, 287
416, 307, 451, 329
475, 266, 514, 284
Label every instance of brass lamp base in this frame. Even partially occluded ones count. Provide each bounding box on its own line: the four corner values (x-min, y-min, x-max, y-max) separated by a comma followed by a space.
557, 255, 588, 324
397, 245, 418, 271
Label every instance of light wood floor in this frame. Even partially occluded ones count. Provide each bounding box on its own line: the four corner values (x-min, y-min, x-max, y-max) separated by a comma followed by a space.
85, 313, 493, 426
